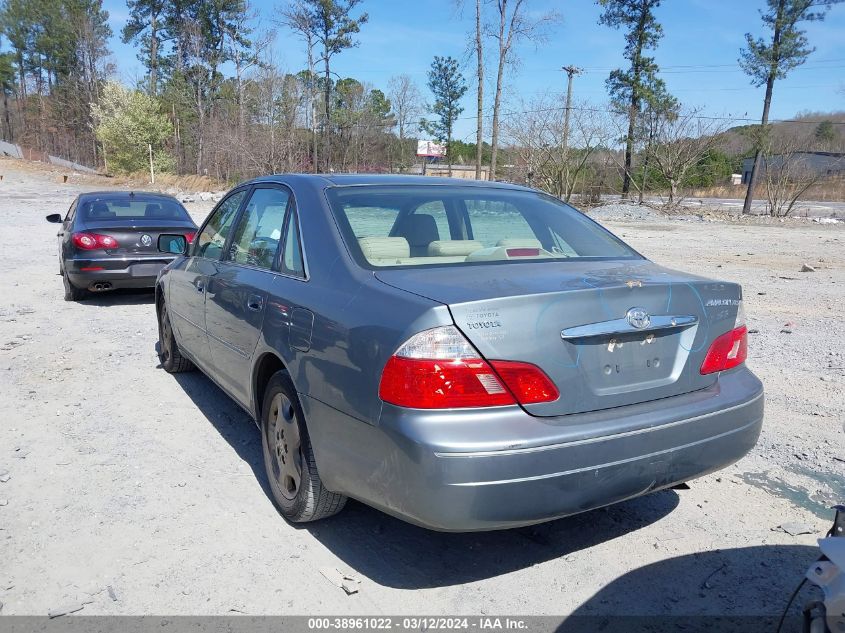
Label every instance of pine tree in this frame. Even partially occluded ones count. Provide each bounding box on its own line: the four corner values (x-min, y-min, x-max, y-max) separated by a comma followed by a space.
598, 0, 667, 198
739, 0, 844, 213
421, 56, 467, 177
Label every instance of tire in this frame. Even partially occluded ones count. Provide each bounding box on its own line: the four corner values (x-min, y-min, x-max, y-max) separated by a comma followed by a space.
261, 371, 346, 523
157, 299, 195, 373
62, 270, 87, 301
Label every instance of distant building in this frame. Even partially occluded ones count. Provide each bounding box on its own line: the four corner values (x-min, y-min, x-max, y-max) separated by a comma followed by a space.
741, 151, 845, 184
413, 164, 491, 180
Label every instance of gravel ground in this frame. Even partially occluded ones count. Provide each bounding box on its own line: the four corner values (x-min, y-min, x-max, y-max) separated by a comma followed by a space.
0, 158, 842, 618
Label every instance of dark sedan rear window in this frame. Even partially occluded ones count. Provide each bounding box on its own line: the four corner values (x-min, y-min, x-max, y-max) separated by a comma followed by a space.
79, 196, 191, 222
326, 185, 641, 268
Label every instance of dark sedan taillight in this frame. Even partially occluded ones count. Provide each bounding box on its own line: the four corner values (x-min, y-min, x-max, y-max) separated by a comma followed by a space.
72, 232, 118, 250
184, 231, 196, 244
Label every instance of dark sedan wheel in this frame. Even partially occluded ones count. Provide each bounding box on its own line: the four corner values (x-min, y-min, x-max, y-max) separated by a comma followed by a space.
62, 270, 87, 302
261, 371, 346, 522
157, 300, 194, 373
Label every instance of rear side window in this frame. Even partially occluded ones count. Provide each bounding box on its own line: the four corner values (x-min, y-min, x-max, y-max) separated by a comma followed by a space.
78, 196, 190, 222
464, 200, 535, 248
227, 187, 290, 269
195, 190, 247, 259
281, 208, 305, 278
326, 186, 640, 268
344, 203, 400, 238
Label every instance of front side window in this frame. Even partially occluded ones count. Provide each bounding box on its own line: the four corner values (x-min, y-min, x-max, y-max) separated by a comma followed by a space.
65, 199, 77, 223
227, 187, 291, 269
326, 185, 640, 268
195, 189, 247, 259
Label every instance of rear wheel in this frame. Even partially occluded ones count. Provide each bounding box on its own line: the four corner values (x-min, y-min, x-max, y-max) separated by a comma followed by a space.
261, 371, 346, 522
62, 270, 87, 301
158, 300, 194, 373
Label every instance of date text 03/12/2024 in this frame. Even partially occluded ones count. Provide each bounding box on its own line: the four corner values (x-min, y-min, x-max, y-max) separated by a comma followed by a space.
307, 617, 529, 630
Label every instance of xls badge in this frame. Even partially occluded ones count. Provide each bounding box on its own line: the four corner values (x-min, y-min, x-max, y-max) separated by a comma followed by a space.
140, 234, 152, 247
626, 306, 651, 330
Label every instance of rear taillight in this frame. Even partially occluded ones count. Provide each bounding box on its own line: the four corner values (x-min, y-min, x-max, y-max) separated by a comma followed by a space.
184, 232, 196, 244
72, 232, 118, 250
700, 300, 748, 375
490, 360, 559, 404
700, 326, 748, 374
378, 326, 558, 409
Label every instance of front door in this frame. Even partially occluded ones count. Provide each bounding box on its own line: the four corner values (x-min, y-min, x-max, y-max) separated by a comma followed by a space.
167, 188, 247, 369
204, 185, 293, 405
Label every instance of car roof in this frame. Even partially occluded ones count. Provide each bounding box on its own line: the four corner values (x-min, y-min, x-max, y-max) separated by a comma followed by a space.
242, 173, 536, 192
78, 191, 181, 201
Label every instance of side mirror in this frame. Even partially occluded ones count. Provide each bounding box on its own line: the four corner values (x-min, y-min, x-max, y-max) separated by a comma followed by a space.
158, 234, 188, 255
46, 214, 62, 223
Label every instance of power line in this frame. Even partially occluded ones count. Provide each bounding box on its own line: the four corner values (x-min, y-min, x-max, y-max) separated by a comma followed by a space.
456, 103, 845, 126
316, 102, 845, 133
333, 57, 845, 75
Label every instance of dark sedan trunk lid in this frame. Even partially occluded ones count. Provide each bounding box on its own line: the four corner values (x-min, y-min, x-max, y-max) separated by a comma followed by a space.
375, 260, 743, 416
80, 219, 196, 255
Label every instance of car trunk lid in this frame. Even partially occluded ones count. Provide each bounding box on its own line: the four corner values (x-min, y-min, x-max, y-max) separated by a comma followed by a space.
375, 259, 743, 416
79, 219, 196, 255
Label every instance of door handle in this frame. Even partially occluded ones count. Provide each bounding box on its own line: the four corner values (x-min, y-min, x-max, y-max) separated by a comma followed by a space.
247, 295, 264, 312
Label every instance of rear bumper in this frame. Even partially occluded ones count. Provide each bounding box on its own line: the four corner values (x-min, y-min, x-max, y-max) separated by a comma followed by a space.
66, 256, 176, 290
303, 366, 764, 531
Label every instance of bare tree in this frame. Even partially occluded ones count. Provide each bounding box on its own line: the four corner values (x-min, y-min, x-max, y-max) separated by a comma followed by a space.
762, 134, 840, 216
227, 2, 274, 176
280, 0, 319, 171
647, 107, 729, 206
488, 0, 558, 180
503, 94, 615, 200
386, 74, 422, 170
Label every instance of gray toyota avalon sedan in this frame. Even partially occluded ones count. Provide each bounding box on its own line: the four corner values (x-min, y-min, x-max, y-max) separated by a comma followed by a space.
154, 175, 763, 531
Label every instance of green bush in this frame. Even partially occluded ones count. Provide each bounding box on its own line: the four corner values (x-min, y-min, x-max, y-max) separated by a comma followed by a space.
91, 82, 175, 174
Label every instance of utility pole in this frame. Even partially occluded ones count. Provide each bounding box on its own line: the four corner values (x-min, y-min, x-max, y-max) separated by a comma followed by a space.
561, 66, 582, 199
561, 66, 582, 151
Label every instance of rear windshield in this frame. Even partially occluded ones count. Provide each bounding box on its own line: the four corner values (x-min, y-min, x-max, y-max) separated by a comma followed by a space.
79, 196, 191, 222
326, 185, 640, 268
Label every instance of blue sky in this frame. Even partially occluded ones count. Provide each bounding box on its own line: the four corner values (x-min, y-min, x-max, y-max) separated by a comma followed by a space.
102, 0, 845, 140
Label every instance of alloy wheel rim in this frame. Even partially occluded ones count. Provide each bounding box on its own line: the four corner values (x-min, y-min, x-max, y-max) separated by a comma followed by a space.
267, 392, 302, 500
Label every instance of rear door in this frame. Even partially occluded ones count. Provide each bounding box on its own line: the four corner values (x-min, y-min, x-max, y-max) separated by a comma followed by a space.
167, 188, 248, 369
204, 185, 292, 405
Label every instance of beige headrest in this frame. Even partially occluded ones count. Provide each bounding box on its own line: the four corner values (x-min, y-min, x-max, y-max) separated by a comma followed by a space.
358, 237, 410, 260
496, 238, 542, 249
427, 240, 483, 257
